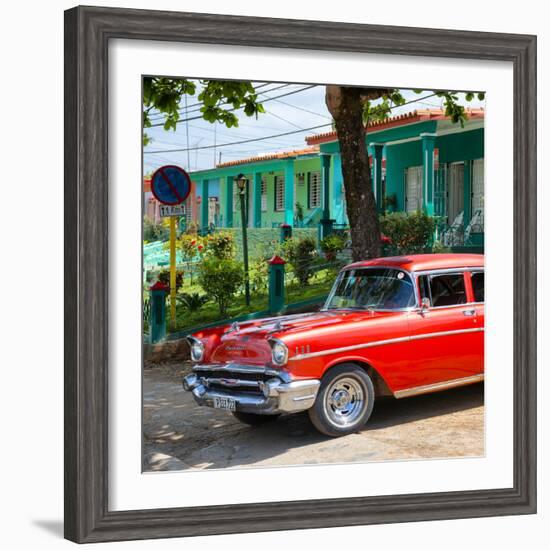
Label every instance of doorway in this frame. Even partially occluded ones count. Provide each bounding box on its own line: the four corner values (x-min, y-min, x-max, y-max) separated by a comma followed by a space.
447, 162, 464, 224
405, 165, 423, 212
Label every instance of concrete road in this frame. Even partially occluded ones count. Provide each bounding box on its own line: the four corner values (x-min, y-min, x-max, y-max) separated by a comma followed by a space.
143, 362, 484, 472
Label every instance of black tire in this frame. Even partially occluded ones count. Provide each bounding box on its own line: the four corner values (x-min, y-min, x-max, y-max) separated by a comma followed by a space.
308, 363, 375, 437
232, 411, 280, 426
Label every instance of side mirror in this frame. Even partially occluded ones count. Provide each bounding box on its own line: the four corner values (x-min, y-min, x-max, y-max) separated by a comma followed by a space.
420, 297, 430, 316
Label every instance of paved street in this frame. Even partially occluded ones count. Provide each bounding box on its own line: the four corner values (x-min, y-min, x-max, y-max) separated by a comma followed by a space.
143, 362, 484, 472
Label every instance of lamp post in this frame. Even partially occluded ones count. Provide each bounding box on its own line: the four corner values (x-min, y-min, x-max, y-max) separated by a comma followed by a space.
235, 173, 251, 306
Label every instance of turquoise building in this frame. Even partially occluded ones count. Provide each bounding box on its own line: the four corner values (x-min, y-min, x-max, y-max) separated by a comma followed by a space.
189, 108, 485, 248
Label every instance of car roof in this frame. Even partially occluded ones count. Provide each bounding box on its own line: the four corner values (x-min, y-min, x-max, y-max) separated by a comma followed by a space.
344, 253, 484, 273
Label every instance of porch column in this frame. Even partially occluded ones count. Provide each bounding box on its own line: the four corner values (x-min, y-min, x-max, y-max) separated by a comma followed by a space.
283, 159, 294, 226
252, 172, 263, 228
463, 159, 472, 227
320, 153, 334, 239
420, 133, 436, 215
200, 179, 209, 229
370, 143, 384, 212
224, 175, 233, 227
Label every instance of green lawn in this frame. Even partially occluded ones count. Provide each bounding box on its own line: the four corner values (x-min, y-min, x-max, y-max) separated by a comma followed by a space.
156, 266, 337, 334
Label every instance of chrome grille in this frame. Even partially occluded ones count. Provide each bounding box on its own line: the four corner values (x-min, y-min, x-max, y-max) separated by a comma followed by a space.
192, 364, 287, 395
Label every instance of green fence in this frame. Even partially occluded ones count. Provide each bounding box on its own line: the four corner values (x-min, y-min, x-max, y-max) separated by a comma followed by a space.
143, 251, 345, 342
222, 227, 318, 262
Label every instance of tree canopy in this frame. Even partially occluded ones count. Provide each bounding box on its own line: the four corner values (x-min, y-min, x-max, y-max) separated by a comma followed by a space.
143, 77, 485, 260
360, 88, 485, 127
143, 77, 265, 133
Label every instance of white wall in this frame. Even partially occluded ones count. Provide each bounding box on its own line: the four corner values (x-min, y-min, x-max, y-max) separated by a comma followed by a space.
0, 0, 546, 548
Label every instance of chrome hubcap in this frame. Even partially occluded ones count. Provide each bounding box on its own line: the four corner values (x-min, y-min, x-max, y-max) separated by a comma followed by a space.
324, 376, 365, 428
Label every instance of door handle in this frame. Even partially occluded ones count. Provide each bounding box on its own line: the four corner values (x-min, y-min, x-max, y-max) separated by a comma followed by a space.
462, 308, 476, 316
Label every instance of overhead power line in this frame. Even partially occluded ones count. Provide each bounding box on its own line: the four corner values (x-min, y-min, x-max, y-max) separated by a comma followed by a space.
144, 123, 331, 154
147, 82, 285, 122
269, 97, 331, 119
147, 85, 317, 128
144, 93, 440, 155
264, 109, 303, 130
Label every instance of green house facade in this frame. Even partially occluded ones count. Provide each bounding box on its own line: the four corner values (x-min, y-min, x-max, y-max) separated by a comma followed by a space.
190, 108, 485, 248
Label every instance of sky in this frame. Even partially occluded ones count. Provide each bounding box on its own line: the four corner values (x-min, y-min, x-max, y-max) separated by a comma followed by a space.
143, 81, 485, 175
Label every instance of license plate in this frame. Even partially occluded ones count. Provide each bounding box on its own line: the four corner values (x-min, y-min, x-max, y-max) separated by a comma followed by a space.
213, 396, 236, 411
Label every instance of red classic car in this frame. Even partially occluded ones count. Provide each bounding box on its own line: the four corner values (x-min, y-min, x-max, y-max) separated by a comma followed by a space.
183, 254, 484, 437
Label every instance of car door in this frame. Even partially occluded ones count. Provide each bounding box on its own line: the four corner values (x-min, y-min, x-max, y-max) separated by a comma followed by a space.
404, 270, 482, 390
469, 270, 485, 374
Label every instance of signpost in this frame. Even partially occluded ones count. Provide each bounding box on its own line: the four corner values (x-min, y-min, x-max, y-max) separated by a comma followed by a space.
159, 204, 186, 218
151, 165, 191, 330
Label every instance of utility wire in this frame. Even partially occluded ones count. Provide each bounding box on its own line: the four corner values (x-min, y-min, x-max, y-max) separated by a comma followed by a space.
144, 93, 439, 155
264, 109, 303, 130
269, 97, 331, 119
147, 83, 290, 122
147, 85, 317, 128
148, 83, 304, 125
144, 123, 331, 154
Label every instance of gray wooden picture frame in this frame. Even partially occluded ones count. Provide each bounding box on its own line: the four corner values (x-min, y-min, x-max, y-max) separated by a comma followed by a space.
64, 5, 537, 543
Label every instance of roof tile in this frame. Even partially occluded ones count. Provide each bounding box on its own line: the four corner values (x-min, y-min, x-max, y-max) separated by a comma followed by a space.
215, 146, 319, 168
306, 108, 484, 145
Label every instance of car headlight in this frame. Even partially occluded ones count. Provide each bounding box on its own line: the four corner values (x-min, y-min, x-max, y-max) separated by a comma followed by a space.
188, 337, 205, 362
270, 338, 288, 366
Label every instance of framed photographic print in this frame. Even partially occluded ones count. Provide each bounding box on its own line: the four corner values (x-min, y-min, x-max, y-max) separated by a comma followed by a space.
64, 5, 537, 543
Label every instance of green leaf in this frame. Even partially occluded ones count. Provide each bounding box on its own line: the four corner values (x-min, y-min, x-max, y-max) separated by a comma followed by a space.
143, 77, 266, 131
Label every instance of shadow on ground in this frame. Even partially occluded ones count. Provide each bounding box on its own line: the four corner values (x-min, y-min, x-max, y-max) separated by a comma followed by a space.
143, 363, 484, 471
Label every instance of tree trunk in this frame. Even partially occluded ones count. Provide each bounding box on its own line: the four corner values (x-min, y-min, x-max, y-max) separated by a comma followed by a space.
325, 86, 382, 261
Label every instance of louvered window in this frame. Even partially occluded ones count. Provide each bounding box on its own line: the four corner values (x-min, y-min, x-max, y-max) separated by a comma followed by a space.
274, 175, 285, 211
308, 171, 321, 209
261, 176, 267, 212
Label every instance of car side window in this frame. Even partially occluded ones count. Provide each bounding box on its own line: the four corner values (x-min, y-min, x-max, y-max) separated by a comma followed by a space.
471, 271, 484, 302
425, 273, 467, 307
418, 275, 431, 303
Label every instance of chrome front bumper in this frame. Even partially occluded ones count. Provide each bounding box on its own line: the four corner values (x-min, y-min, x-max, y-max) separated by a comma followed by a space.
182, 364, 320, 414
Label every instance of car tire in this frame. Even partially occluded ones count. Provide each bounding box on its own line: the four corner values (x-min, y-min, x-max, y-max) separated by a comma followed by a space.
308, 363, 375, 437
232, 411, 280, 426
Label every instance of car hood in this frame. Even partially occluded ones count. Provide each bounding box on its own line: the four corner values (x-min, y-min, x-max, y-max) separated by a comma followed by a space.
206, 310, 400, 365
231, 311, 355, 335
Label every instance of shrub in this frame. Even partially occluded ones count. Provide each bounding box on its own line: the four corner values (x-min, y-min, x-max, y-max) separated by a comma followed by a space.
280, 236, 317, 286
320, 234, 345, 262
379, 211, 436, 254
204, 231, 235, 260
180, 234, 201, 262
251, 256, 269, 293
431, 240, 451, 254
185, 221, 199, 234
143, 216, 169, 242
177, 292, 208, 312
382, 193, 397, 213
157, 269, 184, 290
198, 258, 244, 316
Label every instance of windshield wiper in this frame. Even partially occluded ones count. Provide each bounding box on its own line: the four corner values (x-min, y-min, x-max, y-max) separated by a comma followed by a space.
325, 305, 373, 311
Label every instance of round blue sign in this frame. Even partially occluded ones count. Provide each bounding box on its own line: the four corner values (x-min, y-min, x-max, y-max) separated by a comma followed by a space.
151, 165, 191, 205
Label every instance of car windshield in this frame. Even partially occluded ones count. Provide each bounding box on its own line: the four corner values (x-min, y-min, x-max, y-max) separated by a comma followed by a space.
324, 268, 416, 311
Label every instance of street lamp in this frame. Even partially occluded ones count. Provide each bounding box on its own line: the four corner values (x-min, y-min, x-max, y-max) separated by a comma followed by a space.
235, 173, 251, 306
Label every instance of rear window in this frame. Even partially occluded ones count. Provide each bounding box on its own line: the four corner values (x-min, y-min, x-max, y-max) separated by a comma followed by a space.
471, 272, 484, 302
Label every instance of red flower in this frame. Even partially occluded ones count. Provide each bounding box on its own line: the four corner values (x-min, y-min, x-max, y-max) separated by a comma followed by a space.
191, 240, 196, 245
380, 234, 392, 245
197, 244, 204, 251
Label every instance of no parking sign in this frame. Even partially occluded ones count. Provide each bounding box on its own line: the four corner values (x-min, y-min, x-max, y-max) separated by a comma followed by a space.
151, 165, 191, 205
149, 164, 191, 329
